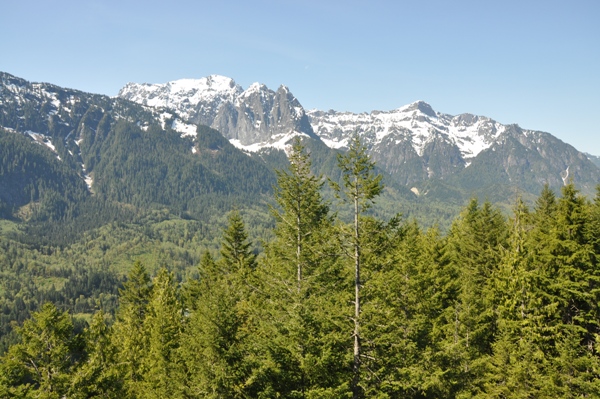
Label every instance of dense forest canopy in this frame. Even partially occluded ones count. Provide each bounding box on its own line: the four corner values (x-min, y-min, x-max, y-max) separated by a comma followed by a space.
1, 136, 600, 398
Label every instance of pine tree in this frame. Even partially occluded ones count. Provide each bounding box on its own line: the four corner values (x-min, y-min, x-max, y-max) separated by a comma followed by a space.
221, 210, 257, 274
543, 183, 600, 394
439, 198, 508, 397
332, 132, 383, 399
481, 197, 551, 398
270, 137, 331, 291
69, 311, 122, 399
362, 221, 449, 398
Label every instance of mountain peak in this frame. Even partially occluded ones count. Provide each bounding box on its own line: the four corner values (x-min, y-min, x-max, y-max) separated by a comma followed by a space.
398, 100, 437, 117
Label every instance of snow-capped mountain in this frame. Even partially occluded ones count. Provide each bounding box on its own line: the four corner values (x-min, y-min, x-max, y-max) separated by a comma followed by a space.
119, 76, 318, 152
308, 101, 505, 160
117, 76, 600, 191
2, 70, 598, 212
119, 75, 243, 127
0, 71, 277, 222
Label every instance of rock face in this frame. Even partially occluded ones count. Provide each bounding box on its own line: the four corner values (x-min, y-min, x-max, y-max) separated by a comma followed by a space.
117, 75, 600, 197
1, 70, 599, 206
119, 77, 318, 150
212, 84, 318, 145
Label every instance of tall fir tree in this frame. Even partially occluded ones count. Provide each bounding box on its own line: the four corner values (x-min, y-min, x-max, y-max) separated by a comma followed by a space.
140, 268, 183, 399
69, 311, 122, 399
481, 197, 551, 398
181, 215, 258, 398
362, 220, 449, 398
256, 137, 350, 397
270, 137, 331, 291
331, 132, 384, 399
221, 210, 257, 274
111, 260, 152, 398
439, 198, 508, 397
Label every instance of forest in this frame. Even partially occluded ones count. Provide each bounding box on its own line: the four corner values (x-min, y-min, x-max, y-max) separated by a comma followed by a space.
1, 135, 600, 398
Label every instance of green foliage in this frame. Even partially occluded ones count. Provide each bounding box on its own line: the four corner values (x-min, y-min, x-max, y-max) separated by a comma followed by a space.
180, 215, 258, 398
111, 261, 152, 397
3, 129, 600, 398
0, 302, 82, 398
0, 128, 89, 222
141, 268, 183, 399
255, 138, 351, 397
333, 133, 386, 399
220, 210, 258, 273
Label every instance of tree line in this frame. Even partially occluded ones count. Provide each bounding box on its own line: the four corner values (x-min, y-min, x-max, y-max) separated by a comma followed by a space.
2, 136, 600, 398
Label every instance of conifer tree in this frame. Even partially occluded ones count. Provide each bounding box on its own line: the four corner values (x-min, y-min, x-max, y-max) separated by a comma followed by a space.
141, 268, 182, 399
221, 210, 257, 274
332, 132, 383, 399
181, 216, 258, 398
69, 311, 122, 399
256, 137, 349, 397
271, 137, 331, 291
111, 260, 152, 398
362, 221, 448, 398
439, 198, 508, 396
543, 183, 600, 393
481, 197, 551, 397
0, 302, 80, 398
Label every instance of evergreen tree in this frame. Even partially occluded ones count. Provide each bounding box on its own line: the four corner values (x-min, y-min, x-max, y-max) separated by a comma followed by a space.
255, 137, 350, 397
439, 198, 508, 397
331, 132, 384, 399
481, 197, 551, 398
0, 302, 81, 399
111, 260, 152, 398
69, 311, 122, 399
270, 137, 331, 291
362, 221, 448, 398
181, 216, 258, 398
221, 210, 257, 274
141, 268, 183, 399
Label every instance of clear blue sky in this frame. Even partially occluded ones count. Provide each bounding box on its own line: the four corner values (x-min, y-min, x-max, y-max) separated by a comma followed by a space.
3, 0, 600, 155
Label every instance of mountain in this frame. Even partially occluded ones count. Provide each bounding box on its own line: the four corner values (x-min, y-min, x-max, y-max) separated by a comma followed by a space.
0, 72, 276, 243
118, 76, 600, 201
1, 69, 599, 238
307, 102, 600, 198
587, 153, 600, 168
119, 76, 319, 151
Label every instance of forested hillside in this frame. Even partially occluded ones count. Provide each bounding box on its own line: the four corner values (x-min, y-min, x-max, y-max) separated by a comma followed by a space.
2, 138, 600, 398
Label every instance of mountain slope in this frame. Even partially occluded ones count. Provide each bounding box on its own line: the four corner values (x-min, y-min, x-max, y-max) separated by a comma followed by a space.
118, 76, 600, 201
0, 72, 276, 237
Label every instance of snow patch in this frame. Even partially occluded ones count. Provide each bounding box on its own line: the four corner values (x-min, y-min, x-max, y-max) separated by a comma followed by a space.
26, 131, 56, 152
229, 131, 310, 153
171, 119, 197, 137
308, 102, 508, 161
84, 174, 93, 190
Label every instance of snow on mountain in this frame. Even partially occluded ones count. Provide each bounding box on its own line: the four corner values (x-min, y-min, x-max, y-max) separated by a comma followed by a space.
119, 72, 510, 162
230, 131, 312, 153
307, 101, 506, 161
119, 76, 316, 151
118, 75, 243, 126
115, 74, 600, 190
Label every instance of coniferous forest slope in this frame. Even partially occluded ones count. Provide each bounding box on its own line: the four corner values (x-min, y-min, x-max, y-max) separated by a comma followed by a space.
1, 71, 600, 397
1, 138, 600, 398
